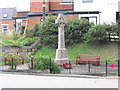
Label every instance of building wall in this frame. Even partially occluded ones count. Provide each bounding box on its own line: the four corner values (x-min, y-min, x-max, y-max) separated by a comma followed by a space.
0, 20, 15, 32
49, 2, 73, 11
28, 0, 74, 29
30, 0, 50, 12
74, 0, 119, 24
30, 0, 73, 12
28, 16, 42, 29
17, 11, 29, 17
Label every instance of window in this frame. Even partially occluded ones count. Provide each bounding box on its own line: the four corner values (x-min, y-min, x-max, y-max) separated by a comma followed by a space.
82, 0, 93, 3
61, 0, 73, 3
2, 25, 8, 32
3, 14, 8, 18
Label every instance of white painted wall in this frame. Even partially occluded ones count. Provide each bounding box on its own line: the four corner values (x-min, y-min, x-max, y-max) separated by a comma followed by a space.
74, 0, 120, 24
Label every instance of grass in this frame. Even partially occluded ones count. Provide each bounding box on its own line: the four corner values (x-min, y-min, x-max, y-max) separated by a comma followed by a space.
34, 42, 118, 64
0, 61, 4, 66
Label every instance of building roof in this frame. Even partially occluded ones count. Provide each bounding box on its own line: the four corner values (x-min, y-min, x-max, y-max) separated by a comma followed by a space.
0, 8, 17, 20
28, 11, 101, 17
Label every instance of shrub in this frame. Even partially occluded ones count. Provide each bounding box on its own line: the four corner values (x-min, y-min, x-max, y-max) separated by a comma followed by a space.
39, 17, 92, 48
19, 37, 39, 46
39, 17, 58, 48
85, 24, 108, 43
20, 25, 25, 35
26, 24, 40, 37
106, 24, 119, 40
3, 37, 39, 46
65, 18, 93, 46
34, 57, 61, 74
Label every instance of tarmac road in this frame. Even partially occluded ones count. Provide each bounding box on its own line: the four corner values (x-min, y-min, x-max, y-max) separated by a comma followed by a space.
0, 73, 118, 88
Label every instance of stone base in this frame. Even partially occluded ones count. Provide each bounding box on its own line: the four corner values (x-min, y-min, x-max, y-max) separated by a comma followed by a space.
55, 58, 69, 64
55, 48, 69, 64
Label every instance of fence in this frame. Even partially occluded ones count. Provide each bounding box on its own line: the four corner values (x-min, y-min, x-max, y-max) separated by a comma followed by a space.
61, 60, 119, 76
1, 57, 120, 77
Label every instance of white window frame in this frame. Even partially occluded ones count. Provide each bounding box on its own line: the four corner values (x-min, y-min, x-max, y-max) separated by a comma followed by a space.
2, 24, 8, 32
82, 0, 93, 3
60, 0, 73, 5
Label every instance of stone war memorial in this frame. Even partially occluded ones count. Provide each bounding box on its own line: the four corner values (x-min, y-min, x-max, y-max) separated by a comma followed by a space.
55, 13, 70, 64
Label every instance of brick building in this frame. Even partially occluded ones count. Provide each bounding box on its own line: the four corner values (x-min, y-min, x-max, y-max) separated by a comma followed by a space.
0, 8, 17, 32
28, 0, 79, 29
0, 8, 29, 32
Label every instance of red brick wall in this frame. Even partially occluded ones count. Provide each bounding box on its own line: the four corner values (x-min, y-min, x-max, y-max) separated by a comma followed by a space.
22, 20, 27, 26
28, 0, 75, 30
49, 2, 73, 11
65, 14, 79, 20
30, 0, 73, 12
28, 16, 42, 29
28, 14, 78, 29
0, 20, 15, 32
17, 12, 29, 17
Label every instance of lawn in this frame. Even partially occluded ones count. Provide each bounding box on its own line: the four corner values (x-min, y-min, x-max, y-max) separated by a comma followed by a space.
34, 42, 118, 64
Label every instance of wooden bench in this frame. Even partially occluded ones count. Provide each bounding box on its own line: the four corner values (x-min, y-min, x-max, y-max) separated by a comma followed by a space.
76, 54, 100, 66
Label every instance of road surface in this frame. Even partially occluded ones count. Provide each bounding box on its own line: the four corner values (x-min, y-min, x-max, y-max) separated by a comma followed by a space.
0, 73, 118, 88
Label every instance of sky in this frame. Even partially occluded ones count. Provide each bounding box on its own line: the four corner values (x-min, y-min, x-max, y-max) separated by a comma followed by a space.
0, 0, 30, 11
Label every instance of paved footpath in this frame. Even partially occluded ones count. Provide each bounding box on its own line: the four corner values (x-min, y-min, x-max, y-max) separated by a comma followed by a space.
0, 73, 118, 88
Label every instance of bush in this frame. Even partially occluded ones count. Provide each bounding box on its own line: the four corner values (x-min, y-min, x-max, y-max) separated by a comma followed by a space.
3, 37, 39, 46
85, 24, 108, 43
39, 17, 58, 48
26, 24, 40, 37
39, 17, 92, 48
20, 25, 25, 35
106, 24, 119, 39
65, 19, 93, 46
18, 37, 39, 46
34, 57, 61, 74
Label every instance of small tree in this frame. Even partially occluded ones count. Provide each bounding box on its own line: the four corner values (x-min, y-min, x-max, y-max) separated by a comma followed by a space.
39, 17, 92, 48
65, 18, 93, 46
85, 24, 108, 43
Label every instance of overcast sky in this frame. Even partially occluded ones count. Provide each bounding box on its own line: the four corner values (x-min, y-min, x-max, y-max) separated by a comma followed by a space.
0, 0, 30, 11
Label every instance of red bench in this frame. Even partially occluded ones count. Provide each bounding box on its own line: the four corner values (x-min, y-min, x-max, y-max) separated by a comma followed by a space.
3, 56, 24, 65
76, 54, 100, 66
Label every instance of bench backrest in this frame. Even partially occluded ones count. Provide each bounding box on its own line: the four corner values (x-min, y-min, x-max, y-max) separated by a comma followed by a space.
78, 54, 100, 61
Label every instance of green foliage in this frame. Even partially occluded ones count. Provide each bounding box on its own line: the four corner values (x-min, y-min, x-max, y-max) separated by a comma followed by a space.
27, 24, 40, 37
106, 24, 119, 37
3, 37, 39, 46
39, 17, 58, 48
20, 25, 25, 35
65, 19, 93, 46
85, 24, 108, 43
34, 42, 118, 63
18, 37, 39, 46
38, 17, 92, 48
34, 57, 50, 70
34, 57, 61, 74
2, 53, 23, 69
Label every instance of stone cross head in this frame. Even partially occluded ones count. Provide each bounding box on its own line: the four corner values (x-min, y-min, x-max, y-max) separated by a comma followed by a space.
55, 13, 67, 26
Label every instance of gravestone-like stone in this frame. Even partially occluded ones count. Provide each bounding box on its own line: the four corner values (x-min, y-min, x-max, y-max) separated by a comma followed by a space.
55, 13, 69, 64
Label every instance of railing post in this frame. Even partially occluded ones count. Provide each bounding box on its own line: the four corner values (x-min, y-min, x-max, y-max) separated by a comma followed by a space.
50, 57, 52, 74
118, 59, 120, 76
31, 57, 33, 69
11, 58, 14, 70
88, 61, 91, 72
106, 60, 108, 76
69, 61, 71, 74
